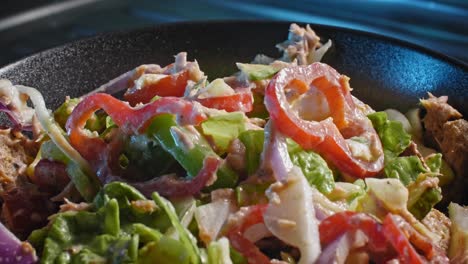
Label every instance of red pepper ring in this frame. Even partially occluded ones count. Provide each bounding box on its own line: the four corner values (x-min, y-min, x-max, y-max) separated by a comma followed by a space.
264, 63, 384, 178
66, 93, 207, 160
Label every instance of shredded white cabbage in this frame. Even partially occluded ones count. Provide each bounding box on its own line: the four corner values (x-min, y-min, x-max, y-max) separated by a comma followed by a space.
264, 167, 321, 264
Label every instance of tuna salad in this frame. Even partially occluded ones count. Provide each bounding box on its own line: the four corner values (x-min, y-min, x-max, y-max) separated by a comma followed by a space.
0, 24, 467, 264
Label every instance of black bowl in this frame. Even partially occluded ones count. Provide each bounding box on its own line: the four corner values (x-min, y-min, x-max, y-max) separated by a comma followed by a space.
0, 21, 467, 115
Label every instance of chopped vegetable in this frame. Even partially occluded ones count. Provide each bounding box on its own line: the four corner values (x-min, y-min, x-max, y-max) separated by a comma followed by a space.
201, 112, 247, 154
264, 168, 321, 264
265, 63, 384, 178
448, 203, 468, 263
236, 63, 282, 81
287, 139, 335, 194
0, 222, 38, 264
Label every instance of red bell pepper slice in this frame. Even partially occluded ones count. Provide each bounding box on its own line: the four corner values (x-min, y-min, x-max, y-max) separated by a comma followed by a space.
124, 66, 190, 105
382, 214, 427, 264
382, 214, 449, 264
66, 93, 207, 161
320, 212, 449, 263
319, 211, 387, 253
196, 90, 253, 113
264, 63, 384, 178
226, 205, 271, 264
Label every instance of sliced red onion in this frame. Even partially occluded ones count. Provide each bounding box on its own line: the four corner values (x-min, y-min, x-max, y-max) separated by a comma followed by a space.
83, 69, 136, 97
131, 156, 221, 197
260, 121, 293, 182
0, 222, 38, 264
0, 101, 32, 131
33, 159, 70, 192
84, 63, 160, 96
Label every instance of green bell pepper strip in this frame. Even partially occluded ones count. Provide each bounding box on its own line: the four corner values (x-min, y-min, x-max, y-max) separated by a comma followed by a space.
66, 93, 238, 195
146, 114, 238, 189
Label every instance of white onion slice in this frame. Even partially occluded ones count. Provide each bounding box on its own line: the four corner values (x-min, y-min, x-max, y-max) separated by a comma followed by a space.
195, 200, 233, 244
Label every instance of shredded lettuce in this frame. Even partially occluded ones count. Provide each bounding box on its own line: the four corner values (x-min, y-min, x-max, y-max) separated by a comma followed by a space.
368, 111, 411, 159
287, 139, 335, 194
384, 156, 427, 185
369, 112, 442, 219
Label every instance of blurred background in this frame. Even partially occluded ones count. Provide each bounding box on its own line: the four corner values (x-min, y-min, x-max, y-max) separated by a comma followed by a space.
0, 0, 467, 67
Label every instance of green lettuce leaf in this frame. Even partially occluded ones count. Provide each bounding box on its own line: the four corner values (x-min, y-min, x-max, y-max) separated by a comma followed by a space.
384, 156, 427, 186
368, 111, 411, 159
39, 199, 139, 264
369, 112, 442, 219
121, 134, 177, 180
235, 182, 270, 207
425, 153, 442, 173
287, 139, 335, 194
407, 173, 442, 220
424, 153, 454, 186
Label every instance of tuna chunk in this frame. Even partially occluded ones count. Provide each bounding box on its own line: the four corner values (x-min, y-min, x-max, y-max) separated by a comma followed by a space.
421, 94, 468, 205
0, 129, 37, 192
422, 208, 451, 252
